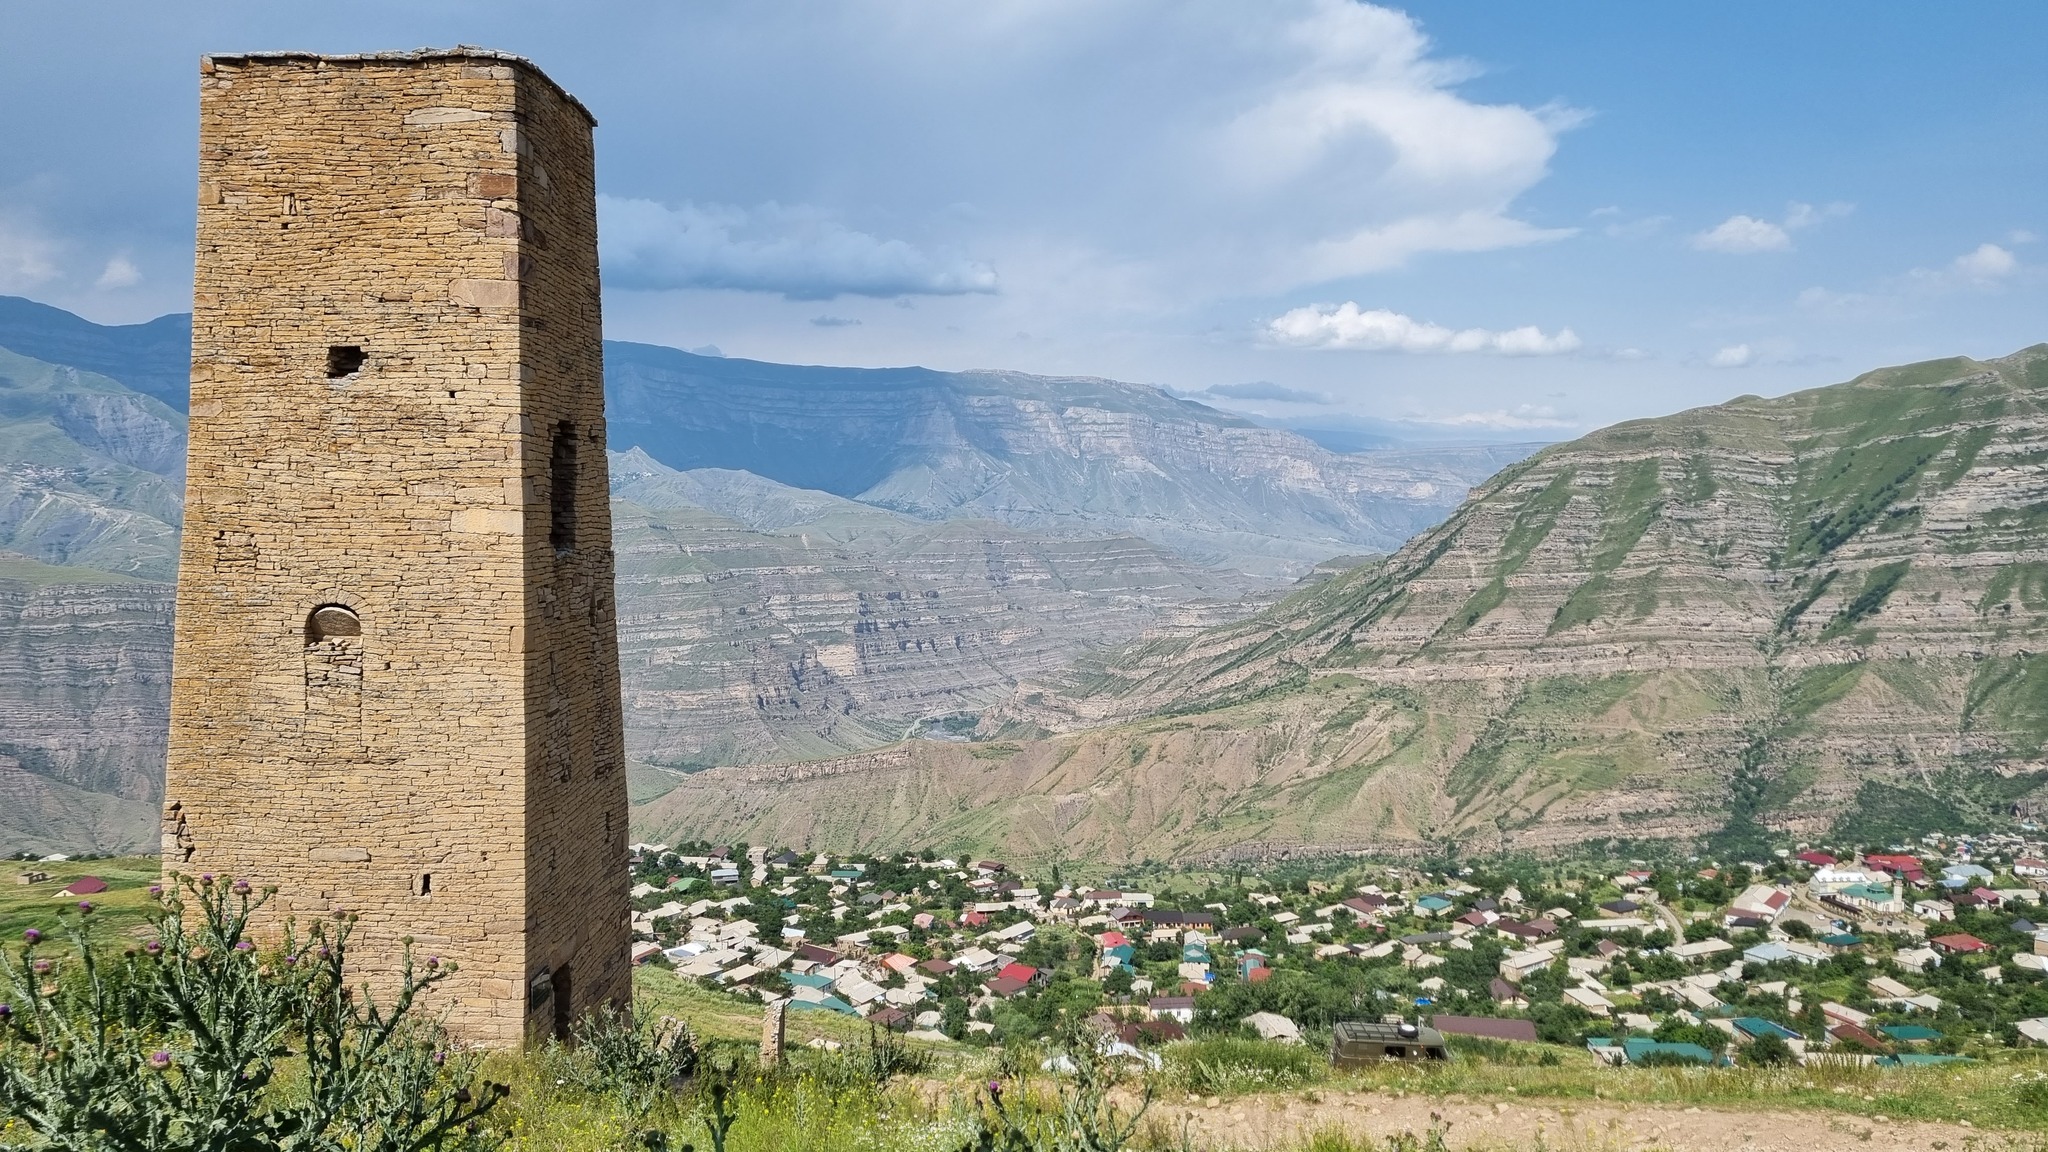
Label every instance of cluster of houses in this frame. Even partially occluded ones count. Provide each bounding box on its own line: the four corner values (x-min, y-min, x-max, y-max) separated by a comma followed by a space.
623, 832, 2048, 1063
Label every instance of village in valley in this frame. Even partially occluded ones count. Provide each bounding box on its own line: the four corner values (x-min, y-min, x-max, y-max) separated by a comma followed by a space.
616, 830, 2048, 1067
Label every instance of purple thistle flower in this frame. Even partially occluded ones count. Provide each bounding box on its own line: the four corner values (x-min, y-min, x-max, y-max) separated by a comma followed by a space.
144, 941, 163, 956
22, 929, 40, 944
283, 954, 297, 966
77, 901, 93, 915
31, 959, 52, 974
147, 884, 162, 896
199, 874, 214, 885
0, 1003, 12, 1020
425, 955, 440, 970
234, 941, 254, 952
432, 1050, 447, 1066
232, 879, 250, 895
316, 946, 331, 960
149, 1050, 172, 1070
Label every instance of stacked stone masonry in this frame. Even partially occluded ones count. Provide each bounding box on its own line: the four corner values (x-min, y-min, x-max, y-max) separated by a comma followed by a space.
166, 49, 627, 1045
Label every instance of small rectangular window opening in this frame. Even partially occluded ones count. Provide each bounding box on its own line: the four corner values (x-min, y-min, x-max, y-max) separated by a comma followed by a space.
549, 421, 578, 552
416, 873, 433, 897
327, 345, 367, 378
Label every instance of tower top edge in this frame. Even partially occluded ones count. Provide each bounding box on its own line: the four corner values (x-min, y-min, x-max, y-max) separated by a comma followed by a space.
200, 47, 595, 126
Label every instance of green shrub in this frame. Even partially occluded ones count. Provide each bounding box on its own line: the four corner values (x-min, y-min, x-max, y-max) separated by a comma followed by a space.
1161, 1035, 1325, 1095
1743, 1033, 1793, 1067
0, 874, 503, 1151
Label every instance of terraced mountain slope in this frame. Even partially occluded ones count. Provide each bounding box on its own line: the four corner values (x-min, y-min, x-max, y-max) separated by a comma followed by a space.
638, 346, 2048, 863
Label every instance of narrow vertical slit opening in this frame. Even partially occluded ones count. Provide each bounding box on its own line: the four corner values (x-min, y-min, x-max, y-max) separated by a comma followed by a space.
549, 421, 577, 553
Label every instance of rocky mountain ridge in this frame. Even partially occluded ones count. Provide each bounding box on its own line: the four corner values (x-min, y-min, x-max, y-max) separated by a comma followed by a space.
606, 340, 1527, 578
0, 297, 1519, 850
638, 346, 2048, 863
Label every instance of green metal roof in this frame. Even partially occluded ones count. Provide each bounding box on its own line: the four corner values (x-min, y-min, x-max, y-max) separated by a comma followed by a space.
1878, 1024, 1942, 1041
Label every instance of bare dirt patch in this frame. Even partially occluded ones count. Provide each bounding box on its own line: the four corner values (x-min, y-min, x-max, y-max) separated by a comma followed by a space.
1151, 1089, 2019, 1151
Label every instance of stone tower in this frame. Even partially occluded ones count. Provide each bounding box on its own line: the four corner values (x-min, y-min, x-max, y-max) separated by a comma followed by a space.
166, 49, 627, 1045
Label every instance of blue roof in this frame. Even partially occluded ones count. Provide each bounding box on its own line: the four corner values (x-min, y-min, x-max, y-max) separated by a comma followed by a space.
1732, 1017, 1802, 1040
1622, 1038, 1717, 1065
1418, 896, 1453, 910
1879, 1053, 1970, 1066
1819, 933, 1861, 946
784, 971, 834, 989
790, 996, 857, 1016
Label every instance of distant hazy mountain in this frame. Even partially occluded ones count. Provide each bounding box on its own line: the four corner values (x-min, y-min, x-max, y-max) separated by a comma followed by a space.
0, 296, 1523, 851
638, 346, 2048, 864
0, 296, 192, 414
607, 341, 1529, 579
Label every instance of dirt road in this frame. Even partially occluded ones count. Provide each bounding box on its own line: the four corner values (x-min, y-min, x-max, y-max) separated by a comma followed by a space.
1149, 1089, 2012, 1151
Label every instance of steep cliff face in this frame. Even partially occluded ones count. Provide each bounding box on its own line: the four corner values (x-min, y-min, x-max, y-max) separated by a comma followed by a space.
0, 559, 170, 854
610, 449, 1267, 771
638, 347, 2048, 862
606, 342, 1519, 578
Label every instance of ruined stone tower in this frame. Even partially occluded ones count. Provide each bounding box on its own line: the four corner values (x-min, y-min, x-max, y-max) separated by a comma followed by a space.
166, 49, 627, 1045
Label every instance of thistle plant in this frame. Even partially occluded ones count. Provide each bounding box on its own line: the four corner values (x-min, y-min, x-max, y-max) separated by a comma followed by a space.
558, 1004, 698, 1148
0, 873, 505, 1151
953, 1034, 1157, 1152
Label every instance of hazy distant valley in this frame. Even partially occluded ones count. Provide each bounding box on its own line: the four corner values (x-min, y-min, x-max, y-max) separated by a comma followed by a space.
0, 295, 1527, 851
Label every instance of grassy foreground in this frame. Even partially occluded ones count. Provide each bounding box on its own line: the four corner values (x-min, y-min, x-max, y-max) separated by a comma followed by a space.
439, 970, 2048, 1151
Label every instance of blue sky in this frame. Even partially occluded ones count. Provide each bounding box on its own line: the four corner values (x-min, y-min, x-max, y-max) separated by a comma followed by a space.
3, 2, 2042, 438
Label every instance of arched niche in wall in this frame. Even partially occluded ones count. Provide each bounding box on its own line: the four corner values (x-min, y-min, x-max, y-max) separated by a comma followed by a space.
303, 604, 364, 747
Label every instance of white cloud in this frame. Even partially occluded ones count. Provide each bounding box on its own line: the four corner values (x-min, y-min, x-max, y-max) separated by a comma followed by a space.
1202, 380, 1331, 404
0, 215, 60, 292
2010, 229, 2038, 245
598, 195, 998, 300
1801, 241, 2027, 318
1264, 302, 1580, 355
1208, 0, 1582, 284
1707, 344, 1753, 368
93, 254, 140, 290
1948, 242, 2016, 281
1412, 405, 1575, 430
1603, 214, 1669, 240
1692, 200, 1850, 254
1693, 215, 1790, 254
